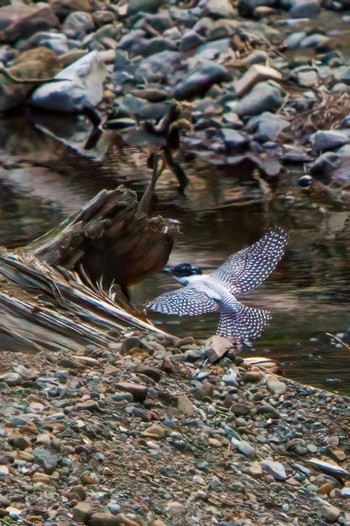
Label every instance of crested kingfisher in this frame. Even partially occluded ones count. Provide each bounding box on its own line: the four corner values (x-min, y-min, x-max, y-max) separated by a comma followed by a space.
145, 227, 287, 340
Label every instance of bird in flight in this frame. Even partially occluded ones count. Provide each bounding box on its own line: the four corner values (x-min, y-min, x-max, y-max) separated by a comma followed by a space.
145, 227, 287, 340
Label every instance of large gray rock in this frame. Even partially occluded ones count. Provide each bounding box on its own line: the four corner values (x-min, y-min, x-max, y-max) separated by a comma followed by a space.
299, 33, 330, 49
246, 112, 289, 141
309, 152, 340, 175
311, 130, 350, 153
134, 51, 181, 83
226, 82, 283, 117
290, 0, 321, 18
180, 30, 205, 52
284, 31, 306, 49
31, 51, 107, 113
62, 11, 94, 39
221, 129, 249, 150
134, 37, 177, 57
173, 62, 230, 100
202, 0, 236, 19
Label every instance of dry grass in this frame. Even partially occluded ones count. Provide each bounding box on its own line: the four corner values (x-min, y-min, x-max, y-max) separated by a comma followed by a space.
289, 92, 350, 137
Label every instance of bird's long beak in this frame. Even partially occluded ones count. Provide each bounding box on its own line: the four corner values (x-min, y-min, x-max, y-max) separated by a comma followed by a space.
162, 267, 173, 275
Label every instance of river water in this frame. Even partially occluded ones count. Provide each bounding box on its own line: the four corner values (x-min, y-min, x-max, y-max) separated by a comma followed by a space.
0, 114, 349, 393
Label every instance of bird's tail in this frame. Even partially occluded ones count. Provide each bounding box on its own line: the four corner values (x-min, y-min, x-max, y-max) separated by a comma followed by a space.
217, 304, 271, 340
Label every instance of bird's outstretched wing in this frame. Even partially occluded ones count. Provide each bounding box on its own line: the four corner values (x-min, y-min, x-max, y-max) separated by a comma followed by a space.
211, 227, 287, 295
145, 287, 220, 316
218, 304, 271, 340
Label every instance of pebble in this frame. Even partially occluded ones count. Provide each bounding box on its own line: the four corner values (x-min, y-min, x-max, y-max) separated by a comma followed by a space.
33, 448, 60, 475
72, 501, 93, 522
266, 376, 287, 395
177, 394, 194, 415
261, 460, 287, 481
319, 503, 341, 523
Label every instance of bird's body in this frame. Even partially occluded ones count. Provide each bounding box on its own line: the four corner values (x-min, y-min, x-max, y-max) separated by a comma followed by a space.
145, 228, 287, 340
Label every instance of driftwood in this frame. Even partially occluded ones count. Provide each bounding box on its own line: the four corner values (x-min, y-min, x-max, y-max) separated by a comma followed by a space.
24, 184, 178, 295
0, 173, 180, 353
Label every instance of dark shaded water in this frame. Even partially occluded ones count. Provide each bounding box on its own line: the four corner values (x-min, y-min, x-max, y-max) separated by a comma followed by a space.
0, 114, 350, 393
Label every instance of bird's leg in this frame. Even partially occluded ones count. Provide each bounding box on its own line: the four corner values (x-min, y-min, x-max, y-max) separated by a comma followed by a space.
137, 152, 165, 216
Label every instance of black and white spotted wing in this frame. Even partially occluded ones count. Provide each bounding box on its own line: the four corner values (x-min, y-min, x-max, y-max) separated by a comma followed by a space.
217, 304, 271, 340
211, 227, 287, 295
145, 287, 220, 316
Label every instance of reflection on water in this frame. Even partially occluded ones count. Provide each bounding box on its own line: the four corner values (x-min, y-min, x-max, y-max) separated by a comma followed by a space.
0, 114, 349, 393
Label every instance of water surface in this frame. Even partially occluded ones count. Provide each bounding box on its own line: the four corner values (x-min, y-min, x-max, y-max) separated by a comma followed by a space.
0, 114, 349, 393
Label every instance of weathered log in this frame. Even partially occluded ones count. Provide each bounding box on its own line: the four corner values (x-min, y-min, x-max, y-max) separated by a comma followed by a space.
23, 184, 179, 295
0, 248, 169, 353
0, 176, 179, 352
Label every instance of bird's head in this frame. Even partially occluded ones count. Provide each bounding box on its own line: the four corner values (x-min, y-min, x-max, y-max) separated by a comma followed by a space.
163, 263, 202, 282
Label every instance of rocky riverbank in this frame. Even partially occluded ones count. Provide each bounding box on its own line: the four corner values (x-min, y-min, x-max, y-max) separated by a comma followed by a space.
1, 333, 350, 525
1, 0, 350, 195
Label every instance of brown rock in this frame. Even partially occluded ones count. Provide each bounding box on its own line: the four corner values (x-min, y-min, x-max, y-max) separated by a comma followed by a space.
177, 394, 194, 415
161, 358, 175, 374
141, 424, 166, 439
72, 501, 93, 523
65, 485, 87, 502
230, 403, 251, 416
0, 4, 58, 43
8, 435, 31, 450
319, 503, 341, 523
329, 448, 347, 462
50, 0, 93, 17
243, 369, 263, 383
136, 366, 162, 383
192, 381, 214, 400
114, 382, 148, 402
87, 512, 120, 526
75, 401, 105, 413
205, 335, 233, 363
